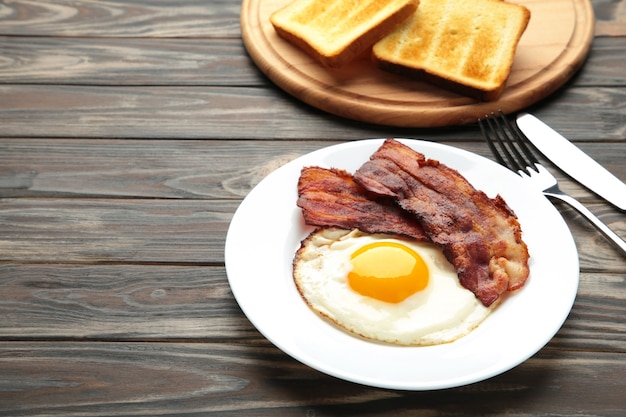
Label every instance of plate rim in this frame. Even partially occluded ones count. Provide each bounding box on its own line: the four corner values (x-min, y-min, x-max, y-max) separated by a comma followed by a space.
224, 138, 579, 390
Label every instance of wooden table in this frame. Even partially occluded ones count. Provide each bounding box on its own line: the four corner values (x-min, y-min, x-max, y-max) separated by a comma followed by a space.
1, 1, 624, 415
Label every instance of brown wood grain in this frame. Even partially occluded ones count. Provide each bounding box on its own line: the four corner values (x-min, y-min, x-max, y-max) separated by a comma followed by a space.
1, 0, 622, 39
0, 196, 623, 267
593, 0, 626, 36
0, 264, 259, 341
0, 342, 623, 416
0, 0, 624, 413
0, 140, 623, 199
0, 38, 263, 86
576, 37, 626, 86
0, 37, 624, 88
0, 198, 233, 263
1, 85, 625, 139
1, 265, 623, 349
0, 139, 623, 265
0, 0, 242, 38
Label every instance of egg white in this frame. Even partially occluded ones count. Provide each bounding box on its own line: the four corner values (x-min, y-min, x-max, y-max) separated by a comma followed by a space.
293, 228, 497, 346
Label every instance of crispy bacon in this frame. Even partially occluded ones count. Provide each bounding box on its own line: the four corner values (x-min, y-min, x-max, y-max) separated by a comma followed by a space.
297, 166, 429, 241
353, 139, 530, 306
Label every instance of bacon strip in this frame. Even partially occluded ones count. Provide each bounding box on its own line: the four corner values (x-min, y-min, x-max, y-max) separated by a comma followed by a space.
297, 166, 429, 241
353, 139, 530, 306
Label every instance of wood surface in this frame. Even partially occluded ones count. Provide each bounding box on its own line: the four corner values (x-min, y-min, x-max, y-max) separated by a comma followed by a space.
0, 0, 625, 416
241, 0, 595, 127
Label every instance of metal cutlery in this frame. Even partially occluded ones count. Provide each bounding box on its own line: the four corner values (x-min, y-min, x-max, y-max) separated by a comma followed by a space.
479, 111, 626, 255
516, 112, 626, 211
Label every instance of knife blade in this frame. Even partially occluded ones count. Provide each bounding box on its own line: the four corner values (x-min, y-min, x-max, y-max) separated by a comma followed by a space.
516, 113, 626, 211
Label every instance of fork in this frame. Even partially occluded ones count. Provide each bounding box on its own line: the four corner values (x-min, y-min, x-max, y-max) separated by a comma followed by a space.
479, 111, 626, 255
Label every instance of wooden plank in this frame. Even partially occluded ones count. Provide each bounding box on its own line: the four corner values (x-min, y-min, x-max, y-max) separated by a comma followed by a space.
0, 36, 623, 88
525, 85, 626, 141
593, 0, 626, 36
0, 84, 361, 140
0, 198, 234, 264
552, 272, 626, 351
0, 139, 330, 199
0, 0, 242, 38
0, 38, 264, 86
0, 0, 622, 414
0, 342, 624, 416
1, 264, 623, 350
0, 157, 626, 271
0, 140, 623, 200
0, 139, 338, 198
0, 85, 625, 139
553, 202, 626, 266
0, 0, 623, 39
0, 264, 260, 341
576, 37, 626, 86
0, 197, 623, 269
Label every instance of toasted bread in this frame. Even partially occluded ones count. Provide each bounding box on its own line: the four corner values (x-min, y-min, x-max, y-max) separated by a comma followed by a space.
270, 0, 419, 68
372, 0, 530, 101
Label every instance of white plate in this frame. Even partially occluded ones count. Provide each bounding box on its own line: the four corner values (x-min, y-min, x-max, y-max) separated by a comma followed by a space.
224, 139, 579, 390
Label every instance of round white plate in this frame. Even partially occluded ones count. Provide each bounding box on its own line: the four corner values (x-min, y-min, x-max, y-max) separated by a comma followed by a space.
224, 139, 579, 390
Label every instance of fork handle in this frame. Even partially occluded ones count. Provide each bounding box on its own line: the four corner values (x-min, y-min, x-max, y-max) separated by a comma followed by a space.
544, 192, 626, 255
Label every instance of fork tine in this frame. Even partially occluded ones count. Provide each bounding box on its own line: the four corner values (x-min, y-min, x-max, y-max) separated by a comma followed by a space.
481, 113, 626, 255
478, 116, 507, 167
480, 111, 523, 171
501, 113, 541, 169
492, 112, 527, 170
480, 110, 541, 174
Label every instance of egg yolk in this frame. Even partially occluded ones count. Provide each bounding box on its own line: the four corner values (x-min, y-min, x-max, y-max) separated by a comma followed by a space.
348, 241, 429, 303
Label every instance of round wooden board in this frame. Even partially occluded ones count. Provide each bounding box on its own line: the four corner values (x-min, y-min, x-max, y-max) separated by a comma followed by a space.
241, 0, 595, 127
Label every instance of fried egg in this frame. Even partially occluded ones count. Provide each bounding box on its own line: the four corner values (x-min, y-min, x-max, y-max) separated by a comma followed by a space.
293, 228, 497, 346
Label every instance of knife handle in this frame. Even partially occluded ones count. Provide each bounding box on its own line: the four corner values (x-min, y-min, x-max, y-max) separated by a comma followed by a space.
544, 191, 626, 256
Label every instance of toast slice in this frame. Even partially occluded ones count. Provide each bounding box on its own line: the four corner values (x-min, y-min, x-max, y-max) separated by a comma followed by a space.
372, 0, 530, 101
270, 0, 419, 68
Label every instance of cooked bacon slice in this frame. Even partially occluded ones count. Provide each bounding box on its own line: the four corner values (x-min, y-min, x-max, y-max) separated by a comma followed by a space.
353, 139, 530, 306
297, 166, 429, 241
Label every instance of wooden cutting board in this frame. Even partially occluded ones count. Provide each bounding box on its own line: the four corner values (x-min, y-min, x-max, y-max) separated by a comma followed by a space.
241, 0, 594, 127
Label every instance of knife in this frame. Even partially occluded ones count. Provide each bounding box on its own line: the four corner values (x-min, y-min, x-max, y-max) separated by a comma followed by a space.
516, 113, 626, 211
